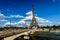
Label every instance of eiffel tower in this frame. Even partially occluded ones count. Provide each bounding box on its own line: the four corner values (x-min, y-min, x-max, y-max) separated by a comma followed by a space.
29, 5, 39, 29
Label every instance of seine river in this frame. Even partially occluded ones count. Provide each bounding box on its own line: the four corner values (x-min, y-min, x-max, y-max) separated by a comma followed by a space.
15, 31, 60, 40
31, 31, 60, 40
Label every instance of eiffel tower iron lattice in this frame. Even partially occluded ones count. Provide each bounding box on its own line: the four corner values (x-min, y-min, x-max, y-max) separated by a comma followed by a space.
29, 5, 40, 29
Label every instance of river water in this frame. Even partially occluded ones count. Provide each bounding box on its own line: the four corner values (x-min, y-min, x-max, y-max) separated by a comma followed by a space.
14, 31, 60, 40
31, 31, 60, 40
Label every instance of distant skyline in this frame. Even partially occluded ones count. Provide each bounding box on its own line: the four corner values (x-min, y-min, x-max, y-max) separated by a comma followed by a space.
0, 0, 60, 27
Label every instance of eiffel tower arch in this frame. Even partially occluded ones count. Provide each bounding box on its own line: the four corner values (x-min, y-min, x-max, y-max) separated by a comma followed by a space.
29, 5, 40, 29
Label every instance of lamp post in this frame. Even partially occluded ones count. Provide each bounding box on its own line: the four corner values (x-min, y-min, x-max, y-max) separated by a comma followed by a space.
10, 19, 11, 27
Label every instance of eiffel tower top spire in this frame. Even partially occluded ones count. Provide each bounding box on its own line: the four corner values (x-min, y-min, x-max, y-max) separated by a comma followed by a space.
32, 4, 35, 18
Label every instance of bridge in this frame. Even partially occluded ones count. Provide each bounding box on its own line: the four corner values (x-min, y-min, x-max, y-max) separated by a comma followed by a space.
3, 29, 37, 40
0, 29, 44, 40
0, 28, 51, 40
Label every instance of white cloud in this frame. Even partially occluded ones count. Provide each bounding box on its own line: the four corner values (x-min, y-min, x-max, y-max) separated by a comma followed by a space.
6, 15, 24, 18
0, 11, 24, 26
0, 20, 7, 22
18, 20, 25, 24
0, 12, 24, 26
0, 12, 8, 22
36, 17, 52, 23
0, 13, 5, 17
0, 13, 5, 19
26, 11, 32, 15
4, 11, 52, 27
0, 11, 24, 18
17, 11, 52, 26
4, 22, 14, 26
22, 11, 52, 23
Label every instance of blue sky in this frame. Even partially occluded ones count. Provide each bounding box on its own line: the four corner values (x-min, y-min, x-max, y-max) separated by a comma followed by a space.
0, 0, 60, 27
